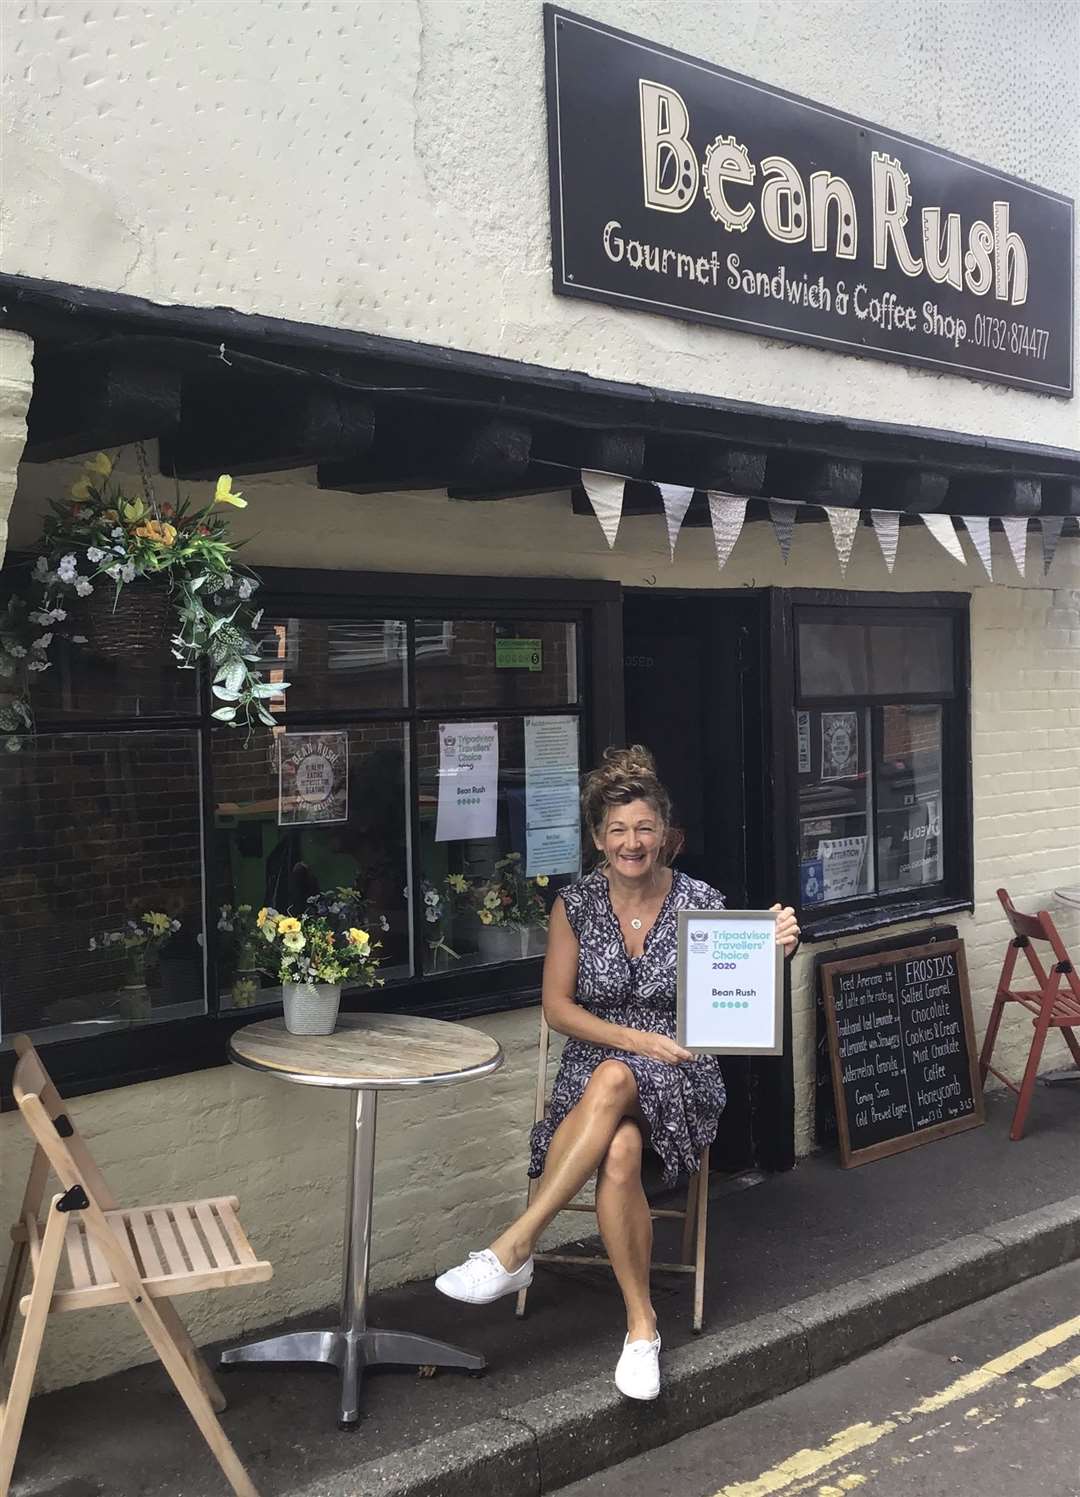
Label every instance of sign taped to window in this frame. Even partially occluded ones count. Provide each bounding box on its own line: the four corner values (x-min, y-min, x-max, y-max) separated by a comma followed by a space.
435, 723, 499, 842
279, 732, 349, 826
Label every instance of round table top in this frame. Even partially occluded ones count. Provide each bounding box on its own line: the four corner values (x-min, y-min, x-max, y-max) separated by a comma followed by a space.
229, 1013, 504, 1091
1053, 887, 1080, 909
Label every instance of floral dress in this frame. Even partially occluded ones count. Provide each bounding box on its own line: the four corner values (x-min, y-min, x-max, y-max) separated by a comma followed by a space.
528, 868, 727, 1187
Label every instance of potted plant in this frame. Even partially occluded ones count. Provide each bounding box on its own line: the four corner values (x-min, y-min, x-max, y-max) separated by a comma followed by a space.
217, 902, 271, 1008
471, 854, 550, 962
88, 910, 182, 1019
0, 450, 290, 749
257, 888, 384, 1035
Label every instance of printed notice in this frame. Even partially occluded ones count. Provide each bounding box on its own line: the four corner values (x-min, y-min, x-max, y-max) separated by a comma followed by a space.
678, 912, 781, 1054
435, 723, 499, 842
819, 835, 868, 901
797, 711, 811, 774
821, 711, 859, 780
279, 732, 349, 826
524, 715, 580, 876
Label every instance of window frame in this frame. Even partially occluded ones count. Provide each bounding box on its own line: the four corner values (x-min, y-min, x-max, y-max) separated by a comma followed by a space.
778, 589, 972, 941
0, 568, 622, 1107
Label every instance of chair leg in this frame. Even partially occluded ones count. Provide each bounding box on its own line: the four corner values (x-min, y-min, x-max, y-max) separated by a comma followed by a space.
1061, 1026, 1080, 1070
680, 1174, 699, 1267
0, 1244, 28, 1373
123, 1290, 258, 1497
978, 991, 1008, 1088
691, 1158, 709, 1335
1011, 1013, 1053, 1142
155, 1298, 228, 1414
514, 1281, 530, 1320
0, 1199, 67, 1497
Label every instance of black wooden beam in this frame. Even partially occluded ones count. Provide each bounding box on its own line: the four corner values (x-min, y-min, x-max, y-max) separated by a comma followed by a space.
861, 464, 950, 512
1041, 479, 1080, 515
160, 374, 374, 478
766, 454, 862, 506
946, 474, 1042, 515
319, 414, 532, 494
23, 353, 181, 463
644, 437, 766, 495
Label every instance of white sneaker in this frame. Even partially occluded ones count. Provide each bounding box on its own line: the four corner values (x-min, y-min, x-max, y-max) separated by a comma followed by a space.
614, 1332, 661, 1400
435, 1248, 534, 1305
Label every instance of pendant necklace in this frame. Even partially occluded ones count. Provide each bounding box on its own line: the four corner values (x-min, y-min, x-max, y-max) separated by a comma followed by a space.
630, 917, 643, 930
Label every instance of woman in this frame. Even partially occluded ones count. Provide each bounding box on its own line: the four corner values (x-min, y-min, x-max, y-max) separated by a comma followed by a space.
436, 746, 799, 1400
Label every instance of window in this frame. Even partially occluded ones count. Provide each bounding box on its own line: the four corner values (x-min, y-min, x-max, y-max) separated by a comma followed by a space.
793, 603, 968, 923
0, 571, 617, 1100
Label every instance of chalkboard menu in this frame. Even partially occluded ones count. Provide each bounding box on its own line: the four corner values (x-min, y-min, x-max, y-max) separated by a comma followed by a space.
821, 938, 984, 1168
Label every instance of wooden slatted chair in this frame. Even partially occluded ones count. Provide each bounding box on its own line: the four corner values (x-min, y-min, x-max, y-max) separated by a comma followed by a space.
0, 1035, 272, 1497
979, 889, 1080, 1140
514, 1012, 710, 1332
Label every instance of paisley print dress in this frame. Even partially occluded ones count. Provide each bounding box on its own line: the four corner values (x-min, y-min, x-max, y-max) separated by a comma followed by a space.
528, 867, 727, 1187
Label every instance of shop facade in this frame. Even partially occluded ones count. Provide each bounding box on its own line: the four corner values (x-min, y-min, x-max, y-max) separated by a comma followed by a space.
1, 0, 1078, 1392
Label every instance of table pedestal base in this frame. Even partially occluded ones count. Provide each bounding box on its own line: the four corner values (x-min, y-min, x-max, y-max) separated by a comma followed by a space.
219, 1327, 484, 1427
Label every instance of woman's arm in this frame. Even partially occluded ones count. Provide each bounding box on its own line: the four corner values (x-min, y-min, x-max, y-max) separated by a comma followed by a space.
541, 899, 691, 1064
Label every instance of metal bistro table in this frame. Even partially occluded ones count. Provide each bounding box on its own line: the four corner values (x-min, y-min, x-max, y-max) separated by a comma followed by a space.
221, 1013, 503, 1426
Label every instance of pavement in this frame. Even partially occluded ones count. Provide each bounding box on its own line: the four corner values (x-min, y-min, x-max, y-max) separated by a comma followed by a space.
558, 1257, 1080, 1497
9, 1082, 1080, 1497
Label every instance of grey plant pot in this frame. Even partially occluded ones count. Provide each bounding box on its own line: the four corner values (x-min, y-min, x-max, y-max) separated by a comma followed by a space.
282, 982, 342, 1036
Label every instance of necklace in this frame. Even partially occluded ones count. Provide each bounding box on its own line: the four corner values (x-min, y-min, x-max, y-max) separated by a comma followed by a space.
630, 917, 643, 930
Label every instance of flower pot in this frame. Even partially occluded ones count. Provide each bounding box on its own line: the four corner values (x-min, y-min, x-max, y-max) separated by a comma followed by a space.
477, 924, 534, 962
77, 576, 171, 663
282, 981, 342, 1036
230, 972, 261, 1008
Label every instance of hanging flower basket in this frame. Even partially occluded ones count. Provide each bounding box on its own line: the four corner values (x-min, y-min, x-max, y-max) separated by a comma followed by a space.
75, 574, 172, 663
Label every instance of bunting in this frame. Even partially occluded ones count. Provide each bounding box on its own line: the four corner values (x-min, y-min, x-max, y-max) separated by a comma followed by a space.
657, 483, 695, 559
1000, 516, 1028, 577
961, 515, 993, 578
823, 506, 861, 578
920, 512, 966, 564
707, 492, 748, 571
580, 470, 625, 549
1040, 515, 1064, 575
870, 509, 901, 573
768, 500, 799, 563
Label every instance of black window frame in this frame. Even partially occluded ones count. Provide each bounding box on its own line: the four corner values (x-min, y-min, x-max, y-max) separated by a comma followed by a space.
0, 568, 622, 1107
777, 589, 973, 942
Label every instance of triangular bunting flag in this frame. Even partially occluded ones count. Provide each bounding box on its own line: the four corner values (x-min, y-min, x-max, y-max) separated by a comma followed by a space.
920, 512, 966, 564
823, 506, 861, 577
961, 516, 993, 578
707, 492, 748, 571
1040, 514, 1064, 575
768, 500, 799, 563
870, 509, 901, 573
1000, 516, 1028, 577
580, 470, 625, 549
657, 483, 695, 559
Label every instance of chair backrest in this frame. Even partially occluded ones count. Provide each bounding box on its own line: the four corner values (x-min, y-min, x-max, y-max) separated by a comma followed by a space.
11, 1036, 117, 1211
997, 889, 1080, 1006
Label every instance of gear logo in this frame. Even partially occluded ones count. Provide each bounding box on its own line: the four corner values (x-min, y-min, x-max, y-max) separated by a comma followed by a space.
702, 135, 755, 229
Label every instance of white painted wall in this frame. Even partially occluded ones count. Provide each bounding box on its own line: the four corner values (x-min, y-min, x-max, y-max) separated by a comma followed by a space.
2, 0, 1078, 448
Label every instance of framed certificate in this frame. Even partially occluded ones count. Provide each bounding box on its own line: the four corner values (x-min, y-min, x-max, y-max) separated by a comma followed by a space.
676, 909, 784, 1055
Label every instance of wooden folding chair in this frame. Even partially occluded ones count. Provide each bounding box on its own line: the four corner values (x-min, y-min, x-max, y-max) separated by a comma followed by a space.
0, 1036, 272, 1497
514, 1012, 710, 1332
979, 889, 1080, 1140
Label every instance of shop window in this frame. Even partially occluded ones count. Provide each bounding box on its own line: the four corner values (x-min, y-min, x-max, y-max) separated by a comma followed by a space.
795, 606, 964, 919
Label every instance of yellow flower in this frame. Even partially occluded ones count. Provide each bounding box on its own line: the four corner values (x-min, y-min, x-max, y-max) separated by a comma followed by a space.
257, 907, 274, 929
122, 497, 148, 524
346, 927, 370, 948
134, 519, 178, 547
535, 875, 550, 887
483, 891, 500, 909
276, 917, 301, 936
447, 873, 468, 893
478, 909, 494, 925
282, 931, 305, 954
214, 474, 247, 508
87, 452, 113, 477
70, 477, 93, 501
142, 911, 171, 936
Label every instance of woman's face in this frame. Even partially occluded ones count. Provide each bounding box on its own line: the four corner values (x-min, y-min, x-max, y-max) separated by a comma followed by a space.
595, 798, 665, 881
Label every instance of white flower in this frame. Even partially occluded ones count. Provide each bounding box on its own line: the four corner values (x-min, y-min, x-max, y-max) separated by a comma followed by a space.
8, 644, 25, 658
424, 889, 439, 906
74, 579, 94, 597
88, 938, 97, 951
120, 562, 136, 583
111, 527, 124, 539
86, 547, 106, 563
425, 908, 438, 923
32, 556, 49, 580
237, 578, 254, 601
57, 554, 78, 584
29, 610, 50, 625
33, 634, 53, 651
379, 915, 389, 931
26, 661, 49, 673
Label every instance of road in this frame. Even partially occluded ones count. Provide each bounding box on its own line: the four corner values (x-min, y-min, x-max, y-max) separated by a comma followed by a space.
557, 1259, 1080, 1497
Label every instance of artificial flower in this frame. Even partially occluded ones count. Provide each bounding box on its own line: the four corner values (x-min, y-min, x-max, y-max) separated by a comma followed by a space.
483, 890, 500, 909
87, 452, 113, 477
276, 916, 301, 935
282, 932, 306, 954
215, 474, 247, 508
121, 497, 148, 524
346, 928, 370, 948
142, 912, 172, 935
447, 873, 468, 893
257, 906, 273, 928
134, 519, 178, 547
101, 509, 119, 523
535, 875, 550, 887
70, 478, 93, 501
479, 909, 494, 925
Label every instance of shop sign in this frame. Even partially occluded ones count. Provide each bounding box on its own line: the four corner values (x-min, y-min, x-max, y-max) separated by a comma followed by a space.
496, 638, 543, 671
278, 732, 349, 826
545, 6, 1074, 394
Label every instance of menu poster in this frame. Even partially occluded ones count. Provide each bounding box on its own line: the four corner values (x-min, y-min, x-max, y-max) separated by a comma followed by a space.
677, 910, 783, 1055
524, 715, 580, 876
435, 723, 499, 842
820, 937, 983, 1168
821, 711, 859, 780
278, 732, 349, 826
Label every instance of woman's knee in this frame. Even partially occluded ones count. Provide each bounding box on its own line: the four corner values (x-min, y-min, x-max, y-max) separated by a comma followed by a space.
584, 1059, 638, 1111
600, 1120, 643, 1184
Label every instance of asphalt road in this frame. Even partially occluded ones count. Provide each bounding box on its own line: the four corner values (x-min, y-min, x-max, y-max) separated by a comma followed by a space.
557, 1259, 1080, 1497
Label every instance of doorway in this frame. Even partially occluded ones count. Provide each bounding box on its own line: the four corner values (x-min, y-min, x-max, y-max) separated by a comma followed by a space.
623, 591, 789, 1172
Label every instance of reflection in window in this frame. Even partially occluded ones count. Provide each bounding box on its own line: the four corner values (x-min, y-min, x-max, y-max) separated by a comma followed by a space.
415, 620, 578, 710
0, 731, 206, 1042
876, 706, 943, 891
797, 708, 875, 905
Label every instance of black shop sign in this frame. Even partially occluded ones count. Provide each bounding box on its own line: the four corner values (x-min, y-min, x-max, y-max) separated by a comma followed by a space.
544, 7, 1074, 395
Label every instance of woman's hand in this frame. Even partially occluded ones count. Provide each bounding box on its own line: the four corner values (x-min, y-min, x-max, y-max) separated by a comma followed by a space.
770, 904, 801, 958
629, 1030, 693, 1065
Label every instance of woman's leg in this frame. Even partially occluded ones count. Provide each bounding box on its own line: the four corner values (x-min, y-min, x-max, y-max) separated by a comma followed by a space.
595, 1120, 656, 1342
491, 1060, 639, 1270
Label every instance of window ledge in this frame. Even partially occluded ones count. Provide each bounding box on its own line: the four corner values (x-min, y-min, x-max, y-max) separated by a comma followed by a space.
800, 897, 973, 944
